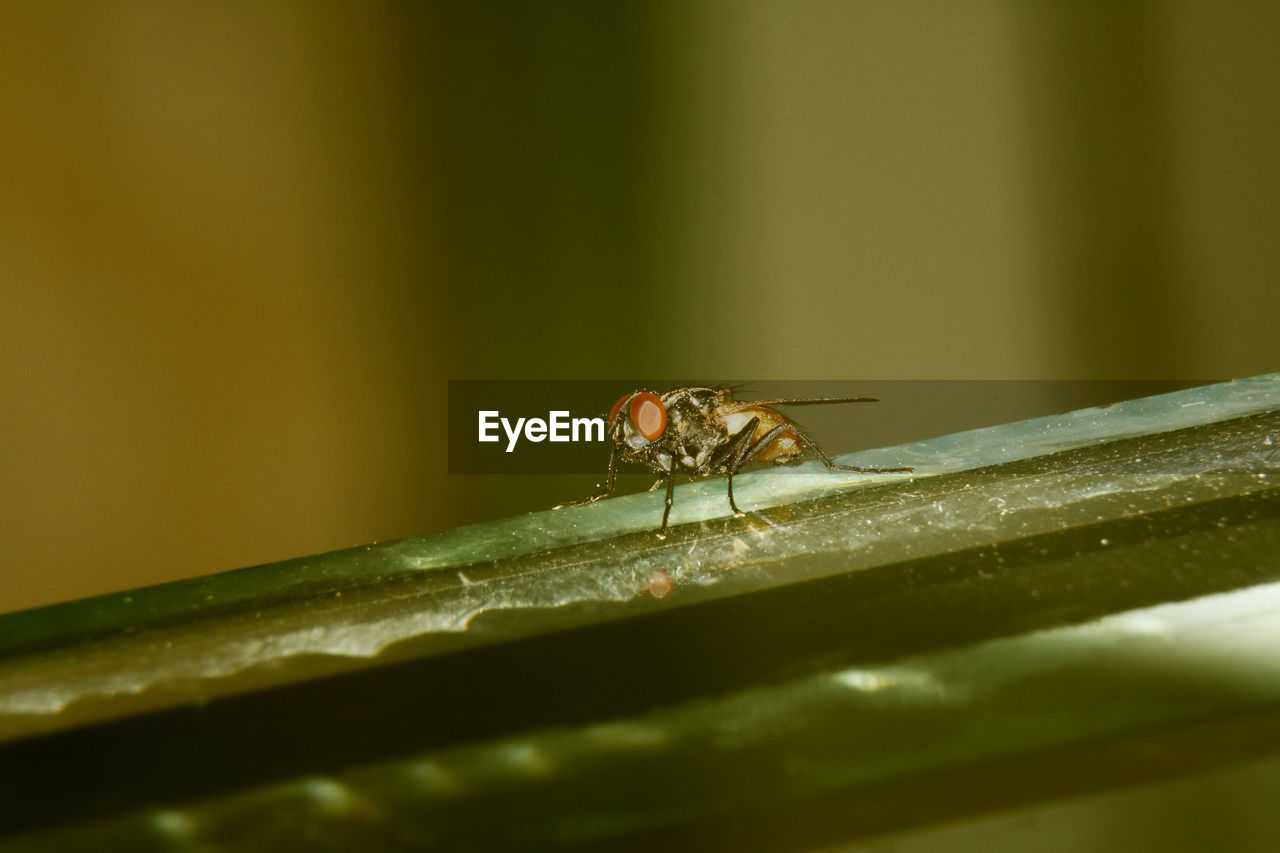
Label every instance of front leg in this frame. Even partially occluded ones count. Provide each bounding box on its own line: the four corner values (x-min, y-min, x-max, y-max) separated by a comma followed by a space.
657, 471, 676, 539
555, 443, 620, 508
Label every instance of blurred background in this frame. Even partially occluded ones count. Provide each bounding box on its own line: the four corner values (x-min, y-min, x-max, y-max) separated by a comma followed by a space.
2, 0, 1279, 614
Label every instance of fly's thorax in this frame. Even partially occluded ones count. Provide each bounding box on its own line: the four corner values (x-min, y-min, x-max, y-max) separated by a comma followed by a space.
659, 387, 721, 418
661, 389, 730, 473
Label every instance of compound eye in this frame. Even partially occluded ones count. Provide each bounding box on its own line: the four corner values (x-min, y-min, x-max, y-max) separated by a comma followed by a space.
629, 392, 667, 441
609, 394, 630, 428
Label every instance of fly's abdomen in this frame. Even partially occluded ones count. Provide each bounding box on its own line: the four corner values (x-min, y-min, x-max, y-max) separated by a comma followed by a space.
721, 406, 804, 463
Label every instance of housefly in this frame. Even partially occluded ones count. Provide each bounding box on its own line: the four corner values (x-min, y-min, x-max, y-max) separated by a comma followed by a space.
559, 387, 913, 537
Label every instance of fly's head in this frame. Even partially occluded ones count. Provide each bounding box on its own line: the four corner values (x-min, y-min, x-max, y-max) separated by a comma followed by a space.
608, 390, 673, 471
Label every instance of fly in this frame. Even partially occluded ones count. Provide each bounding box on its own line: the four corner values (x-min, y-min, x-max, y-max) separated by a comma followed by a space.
559, 387, 913, 537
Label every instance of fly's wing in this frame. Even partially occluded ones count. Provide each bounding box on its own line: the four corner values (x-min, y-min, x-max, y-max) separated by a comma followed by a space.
712, 395, 882, 466
738, 396, 880, 406
716, 396, 881, 465
714, 396, 878, 426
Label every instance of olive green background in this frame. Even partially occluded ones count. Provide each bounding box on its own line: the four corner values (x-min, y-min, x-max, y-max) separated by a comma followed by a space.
2, 0, 1278, 614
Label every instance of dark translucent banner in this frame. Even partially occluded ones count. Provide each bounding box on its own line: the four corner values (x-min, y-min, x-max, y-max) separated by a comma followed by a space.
447, 380, 1212, 475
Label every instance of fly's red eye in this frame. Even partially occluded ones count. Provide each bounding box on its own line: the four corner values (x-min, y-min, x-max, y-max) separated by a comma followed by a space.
609, 394, 629, 427
630, 392, 666, 441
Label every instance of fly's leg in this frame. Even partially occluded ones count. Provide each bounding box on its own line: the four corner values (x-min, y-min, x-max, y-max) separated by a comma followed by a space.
826, 462, 914, 473
715, 416, 793, 517
791, 423, 913, 474
555, 444, 620, 508
727, 422, 798, 515
658, 472, 676, 538
714, 417, 760, 516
